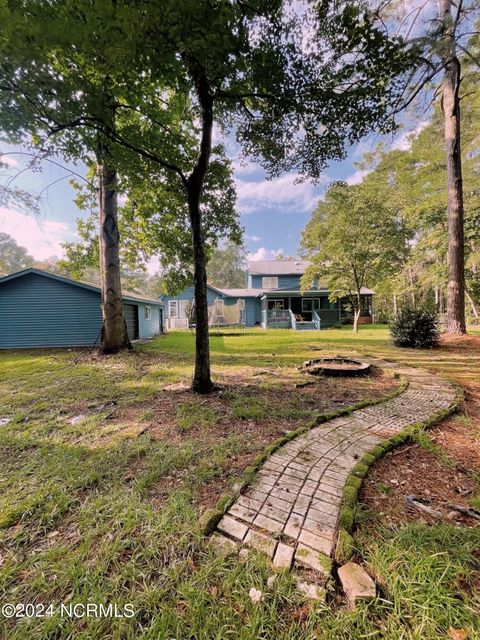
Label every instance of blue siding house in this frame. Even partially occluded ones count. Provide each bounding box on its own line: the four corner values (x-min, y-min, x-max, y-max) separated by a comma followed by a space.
161, 260, 374, 330
0, 269, 165, 349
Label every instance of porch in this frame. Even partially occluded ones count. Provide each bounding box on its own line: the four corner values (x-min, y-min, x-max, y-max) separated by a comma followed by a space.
260, 293, 342, 330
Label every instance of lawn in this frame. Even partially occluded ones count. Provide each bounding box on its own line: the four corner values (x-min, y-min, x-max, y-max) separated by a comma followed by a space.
0, 326, 479, 639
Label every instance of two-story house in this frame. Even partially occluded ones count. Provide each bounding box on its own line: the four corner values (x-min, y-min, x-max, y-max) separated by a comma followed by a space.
161, 260, 374, 330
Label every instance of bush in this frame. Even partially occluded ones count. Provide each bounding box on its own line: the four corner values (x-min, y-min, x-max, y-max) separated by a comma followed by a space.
390, 307, 440, 348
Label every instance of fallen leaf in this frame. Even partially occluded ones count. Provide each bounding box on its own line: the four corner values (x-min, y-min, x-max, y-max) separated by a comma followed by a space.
448, 628, 468, 640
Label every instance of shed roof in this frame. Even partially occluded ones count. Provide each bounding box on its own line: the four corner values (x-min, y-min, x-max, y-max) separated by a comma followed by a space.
247, 260, 311, 276
0, 268, 164, 306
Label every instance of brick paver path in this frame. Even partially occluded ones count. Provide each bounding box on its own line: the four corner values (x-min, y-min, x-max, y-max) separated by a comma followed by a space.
213, 361, 457, 576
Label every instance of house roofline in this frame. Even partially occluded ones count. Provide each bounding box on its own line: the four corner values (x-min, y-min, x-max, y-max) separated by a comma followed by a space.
0, 268, 163, 306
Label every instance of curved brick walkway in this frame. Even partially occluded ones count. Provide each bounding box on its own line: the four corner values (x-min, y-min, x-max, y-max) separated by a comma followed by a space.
213, 361, 457, 577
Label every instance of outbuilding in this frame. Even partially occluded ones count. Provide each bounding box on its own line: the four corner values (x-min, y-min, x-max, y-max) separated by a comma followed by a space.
0, 268, 165, 349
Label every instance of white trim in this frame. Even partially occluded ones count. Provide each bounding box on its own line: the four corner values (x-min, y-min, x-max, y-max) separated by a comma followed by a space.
168, 300, 178, 318
145, 305, 152, 320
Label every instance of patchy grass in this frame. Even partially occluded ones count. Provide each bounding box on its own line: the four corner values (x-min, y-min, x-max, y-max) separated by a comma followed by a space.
0, 326, 479, 639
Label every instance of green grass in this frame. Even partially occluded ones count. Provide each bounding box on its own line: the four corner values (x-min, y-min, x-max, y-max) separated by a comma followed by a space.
0, 326, 479, 639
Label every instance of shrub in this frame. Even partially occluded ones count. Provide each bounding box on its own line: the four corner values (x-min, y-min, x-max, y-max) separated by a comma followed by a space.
390, 307, 439, 348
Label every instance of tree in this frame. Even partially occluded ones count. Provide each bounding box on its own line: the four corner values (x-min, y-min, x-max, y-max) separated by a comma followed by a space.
348, 24, 480, 325
377, 0, 480, 333
104, 0, 410, 391
301, 182, 407, 332
0, 233, 34, 276
439, 0, 466, 333
206, 241, 247, 289
62, 150, 239, 296
1, 0, 412, 392
0, 1, 143, 353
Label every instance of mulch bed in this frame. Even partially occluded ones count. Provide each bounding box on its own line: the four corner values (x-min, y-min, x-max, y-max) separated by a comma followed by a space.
359, 398, 480, 529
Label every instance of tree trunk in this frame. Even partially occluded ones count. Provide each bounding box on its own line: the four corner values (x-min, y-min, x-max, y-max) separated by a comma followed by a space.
393, 292, 398, 317
440, 0, 467, 334
353, 307, 361, 333
187, 192, 212, 392
408, 267, 415, 308
96, 140, 131, 353
352, 291, 361, 333
187, 65, 214, 393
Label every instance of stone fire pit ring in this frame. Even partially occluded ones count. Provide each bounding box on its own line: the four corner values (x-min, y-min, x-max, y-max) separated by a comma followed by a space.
302, 357, 371, 377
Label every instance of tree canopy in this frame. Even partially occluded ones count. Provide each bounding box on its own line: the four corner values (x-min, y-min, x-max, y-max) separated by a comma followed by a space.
206, 241, 247, 289
0, 233, 34, 277
301, 181, 408, 331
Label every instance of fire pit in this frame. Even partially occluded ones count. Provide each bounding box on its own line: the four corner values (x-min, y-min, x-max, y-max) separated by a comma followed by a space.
303, 357, 371, 377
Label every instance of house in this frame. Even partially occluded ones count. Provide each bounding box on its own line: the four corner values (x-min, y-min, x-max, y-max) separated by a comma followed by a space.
161, 260, 374, 330
0, 268, 165, 349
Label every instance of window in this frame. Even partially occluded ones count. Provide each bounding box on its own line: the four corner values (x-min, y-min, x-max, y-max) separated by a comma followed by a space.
262, 276, 278, 289
267, 299, 284, 310
169, 301, 178, 318
302, 298, 313, 312
145, 306, 152, 320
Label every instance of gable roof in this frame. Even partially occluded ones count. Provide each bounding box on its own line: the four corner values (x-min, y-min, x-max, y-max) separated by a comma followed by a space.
247, 260, 311, 276
0, 268, 163, 306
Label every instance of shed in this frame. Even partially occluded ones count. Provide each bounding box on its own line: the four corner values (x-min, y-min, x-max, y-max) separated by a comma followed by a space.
0, 268, 165, 349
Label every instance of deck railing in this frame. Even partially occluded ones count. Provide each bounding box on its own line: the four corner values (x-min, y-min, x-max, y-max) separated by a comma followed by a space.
317, 309, 340, 325
312, 310, 321, 330
266, 309, 291, 326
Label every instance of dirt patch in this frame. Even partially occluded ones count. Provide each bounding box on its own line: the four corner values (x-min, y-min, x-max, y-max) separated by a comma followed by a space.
137, 365, 399, 509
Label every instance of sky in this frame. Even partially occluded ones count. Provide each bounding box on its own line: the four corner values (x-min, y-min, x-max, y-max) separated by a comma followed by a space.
0, 0, 470, 274
0, 123, 425, 271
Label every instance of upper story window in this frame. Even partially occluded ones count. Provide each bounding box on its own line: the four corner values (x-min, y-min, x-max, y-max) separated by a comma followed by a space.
145, 306, 152, 320
168, 301, 178, 318
262, 276, 278, 289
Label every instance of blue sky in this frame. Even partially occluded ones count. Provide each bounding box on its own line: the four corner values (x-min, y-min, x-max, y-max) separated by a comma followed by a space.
0, 123, 423, 270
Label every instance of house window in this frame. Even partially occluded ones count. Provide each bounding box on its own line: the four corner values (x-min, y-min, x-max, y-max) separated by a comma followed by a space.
268, 299, 284, 310
262, 276, 278, 289
169, 301, 178, 318
145, 306, 152, 320
302, 299, 313, 312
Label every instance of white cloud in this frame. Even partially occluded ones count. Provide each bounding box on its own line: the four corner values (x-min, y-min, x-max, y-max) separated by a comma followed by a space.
232, 157, 260, 177
0, 207, 78, 260
247, 247, 285, 261
245, 234, 261, 242
345, 169, 370, 185
391, 120, 429, 151
237, 173, 325, 216
0, 154, 18, 167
